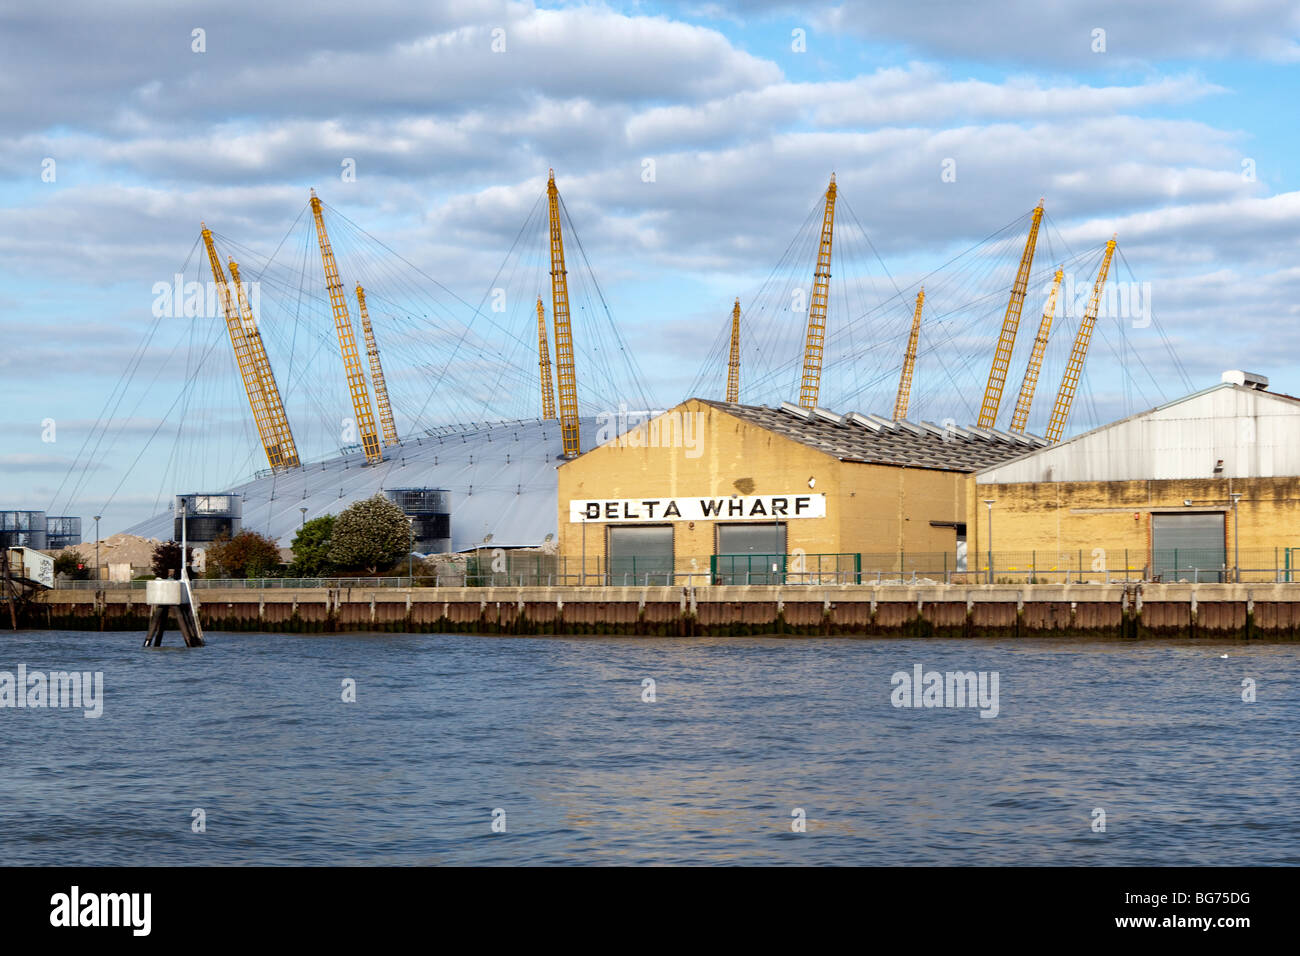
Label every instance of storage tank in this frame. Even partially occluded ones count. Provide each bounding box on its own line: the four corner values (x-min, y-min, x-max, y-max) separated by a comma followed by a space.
383, 488, 451, 554
173, 494, 242, 543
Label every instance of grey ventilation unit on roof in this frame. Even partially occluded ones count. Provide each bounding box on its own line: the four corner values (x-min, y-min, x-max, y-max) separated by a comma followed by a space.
919, 421, 961, 439
1221, 369, 1268, 390
865, 414, 899, 430
811, 407, 843, 424
986, 427, 1033, 445
780, 401, 812, 419
844, 412, 883, 431
894, 420, 924, 435
939, 421, 979, 440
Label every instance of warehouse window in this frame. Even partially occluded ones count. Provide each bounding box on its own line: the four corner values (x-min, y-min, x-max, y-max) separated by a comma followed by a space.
607, 525, 674, 585
1152, 512, 1225, 583
715, 522, 787, 585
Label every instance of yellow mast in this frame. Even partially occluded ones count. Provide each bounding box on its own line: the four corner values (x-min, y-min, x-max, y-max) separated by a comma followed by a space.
308, 190, 382, 464
547, 169, 581, 458
1045, 236, 1118, 444
977, 200, 1044, 429
798, 174, 838, 409
229, 258, 299, 468
354, 284, 399, 447
537, 296, 557, 421
1008, 267, 1063, 434
893, 287, 925, 420
200, 225, 291, 471
725, 298, 741, 403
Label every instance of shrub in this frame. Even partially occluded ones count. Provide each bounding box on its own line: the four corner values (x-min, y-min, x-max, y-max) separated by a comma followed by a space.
206, 530, 282, 579
151, 541, 195, 579
288, 515, 336, 577
53, 550, 92, 580
328, 495, 410, 574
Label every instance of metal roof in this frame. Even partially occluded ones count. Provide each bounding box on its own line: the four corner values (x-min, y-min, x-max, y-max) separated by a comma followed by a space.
697, 399, 1044, 472
124, 417, 597, 551
977, 382, 1300, 484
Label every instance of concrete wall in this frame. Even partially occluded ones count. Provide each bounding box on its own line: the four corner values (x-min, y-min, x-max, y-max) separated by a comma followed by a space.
25, 583, 1300, 638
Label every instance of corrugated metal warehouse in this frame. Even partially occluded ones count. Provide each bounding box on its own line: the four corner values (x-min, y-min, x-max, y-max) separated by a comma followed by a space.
972, 371, 1300, 581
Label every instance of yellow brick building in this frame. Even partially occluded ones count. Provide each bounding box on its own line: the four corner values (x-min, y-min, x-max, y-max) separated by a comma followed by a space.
557, 398, 1032, 584
972, 372, 1300, 582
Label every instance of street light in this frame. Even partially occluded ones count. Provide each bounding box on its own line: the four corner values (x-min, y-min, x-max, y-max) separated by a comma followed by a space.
983, 499, 996, 585
1230, 492, 1243, 583
299, 507, 308, 529
93, 515, 101, 583
407, 516, 415, 583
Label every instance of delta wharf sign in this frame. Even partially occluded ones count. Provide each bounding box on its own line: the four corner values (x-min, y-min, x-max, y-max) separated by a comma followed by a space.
569, 494, 827, 523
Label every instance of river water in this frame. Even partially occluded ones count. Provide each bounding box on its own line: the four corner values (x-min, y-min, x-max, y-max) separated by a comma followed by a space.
0, 630, 1296, 865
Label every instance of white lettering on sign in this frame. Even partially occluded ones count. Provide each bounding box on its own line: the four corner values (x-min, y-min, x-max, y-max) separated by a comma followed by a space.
568, 494, 826, 523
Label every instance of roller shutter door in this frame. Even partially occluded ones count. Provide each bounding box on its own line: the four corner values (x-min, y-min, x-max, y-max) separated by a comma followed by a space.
607, 525, 674, 585
1152, 512, 1225, 582
715, 522, 787, 585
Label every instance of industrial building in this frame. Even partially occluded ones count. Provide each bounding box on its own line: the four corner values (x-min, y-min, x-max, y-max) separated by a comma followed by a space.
172, 494, 242, 543
972, 371, 1300, 582
0, 512, 81, 551
556, 398, 1037, 584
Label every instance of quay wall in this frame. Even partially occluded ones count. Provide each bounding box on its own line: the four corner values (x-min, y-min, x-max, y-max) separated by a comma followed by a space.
18, 583, 1300, 638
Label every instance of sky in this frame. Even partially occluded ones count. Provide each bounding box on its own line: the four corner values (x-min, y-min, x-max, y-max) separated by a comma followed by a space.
1, 0, 1298, 534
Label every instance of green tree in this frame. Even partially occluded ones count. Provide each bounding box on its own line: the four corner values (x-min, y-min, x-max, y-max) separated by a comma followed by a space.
206, 530, 282, 579
53, 549, 92, 580
151, 540, 195, 579
289, 515, 336, 577
328, 494, 410, 573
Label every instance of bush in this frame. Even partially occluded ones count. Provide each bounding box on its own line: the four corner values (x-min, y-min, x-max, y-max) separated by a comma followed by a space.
328, 494, 410, 574
288, 515, 336, 577
151, 541, 195, 579
53, 550, 92, 580
206, 530, 282, 579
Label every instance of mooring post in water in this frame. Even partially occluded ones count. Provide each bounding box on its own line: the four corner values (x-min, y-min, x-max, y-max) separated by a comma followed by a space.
142, 580, 204, 648
142, 498, 204, 647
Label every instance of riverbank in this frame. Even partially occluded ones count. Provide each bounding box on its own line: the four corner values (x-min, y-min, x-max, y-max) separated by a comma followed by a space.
17, 582, 1300, 638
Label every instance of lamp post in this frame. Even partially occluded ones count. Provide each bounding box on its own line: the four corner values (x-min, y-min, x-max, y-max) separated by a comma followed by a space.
299, 507, 307, 529
93, 514, 101, 583
408, 516, 415, 584
983, 499, 996, 585
178, 497, 188, 582
1230, 492, 1243, 583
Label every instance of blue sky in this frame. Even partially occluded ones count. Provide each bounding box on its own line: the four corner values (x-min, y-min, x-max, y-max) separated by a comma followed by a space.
1, 0, 1298, 533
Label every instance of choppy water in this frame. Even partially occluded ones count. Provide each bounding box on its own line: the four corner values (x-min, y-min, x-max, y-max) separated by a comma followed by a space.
0, 629, 1296, 865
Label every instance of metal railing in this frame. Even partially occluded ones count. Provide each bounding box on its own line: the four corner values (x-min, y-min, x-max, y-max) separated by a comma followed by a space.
49, 546, 1300, 588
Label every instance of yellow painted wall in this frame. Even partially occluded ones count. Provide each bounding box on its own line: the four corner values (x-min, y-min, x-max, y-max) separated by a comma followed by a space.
969, 475, 1300, 576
